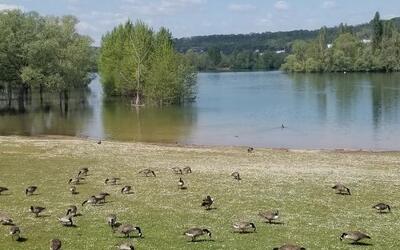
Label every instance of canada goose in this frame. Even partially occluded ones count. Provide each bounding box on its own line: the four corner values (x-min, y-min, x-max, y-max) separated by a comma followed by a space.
105, 177, 120, 185
107, 214, 117, 228
25, 186, 37, 195
340, 231, 371, 243
0, 213, 13, 225
68, 177, 84, 185
178, 178, 185, 189
0, 186, 9, 195
117, 242, 135, 250
201, 195, 214, 210
184, 228, 212, 242
78, 167, 89, 176
183, 166, 192, 174
96, 192, 110, 203
139, 169, 156, 177
9, 225, 21, 241
70, 186, 77, 194
82, 196, 100, 206
121, 186, 132, 194
114, 224, 142, 238
259, 210, 279, 223
247, 147, 254, 153
332, 183, 351, 195
233, 221, 256, 233
372, 203, 391, 213
231, 172, 241, 181
273, 244, 306, 250
57, 215, 74, 226
66, 205, 78, 216
30, 206, 46, 217
50, 239, 62, 250
172, 167, 183, 175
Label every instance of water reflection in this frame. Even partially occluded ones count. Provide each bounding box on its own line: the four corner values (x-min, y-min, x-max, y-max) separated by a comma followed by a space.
1, 72, 400, 150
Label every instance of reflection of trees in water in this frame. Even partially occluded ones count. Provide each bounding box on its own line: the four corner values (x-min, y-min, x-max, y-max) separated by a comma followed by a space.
102, 99, 197, 143
0, 88, 94, 136
288, 73, 400, 129
370, 73, 400, 129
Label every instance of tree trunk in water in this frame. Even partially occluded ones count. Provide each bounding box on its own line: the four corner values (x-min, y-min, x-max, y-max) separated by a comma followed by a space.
18, 86, 25, 112
59, 92, 63, 114
39, 84, 43, 106
7, 83, 12, 109
64, 90, 69, 114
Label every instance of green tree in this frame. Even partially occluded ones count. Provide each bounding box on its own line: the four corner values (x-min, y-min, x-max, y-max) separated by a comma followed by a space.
371, 11, 383, 51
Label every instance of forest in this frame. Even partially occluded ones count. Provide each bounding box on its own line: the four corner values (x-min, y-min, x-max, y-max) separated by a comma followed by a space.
0, 10, 95, 113
176, 14, 400, 72
282, 12, 400, 72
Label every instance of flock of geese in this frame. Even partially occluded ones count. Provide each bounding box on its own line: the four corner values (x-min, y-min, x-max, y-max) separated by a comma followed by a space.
0, 144, 394, 249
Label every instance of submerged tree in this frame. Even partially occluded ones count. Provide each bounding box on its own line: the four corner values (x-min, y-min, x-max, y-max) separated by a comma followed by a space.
99, 20, 196, 106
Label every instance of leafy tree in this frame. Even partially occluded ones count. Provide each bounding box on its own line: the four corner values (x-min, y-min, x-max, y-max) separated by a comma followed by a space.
371, 11, 383, 50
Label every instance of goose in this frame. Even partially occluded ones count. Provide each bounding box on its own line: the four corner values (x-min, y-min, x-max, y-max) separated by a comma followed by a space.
178, 178, 185, 189
25, 186, 37, 196
340, 231, 371, 243
96, 192, 110, 203
372, 203, 391, 213
114, 224, 142, 238
201, 195, 214, 210
9, 226, 21, 241
30, 206, 46, 217
78, 167, 89, 176
70, 186, 77, 195
68, 177, 84, 185
66, 205, 78, 216
139, 169, 156, 177
172, 167, 183, 175
0, 186, 9, 195
184, 228, 212, 242
121, 186, 132, 194
82, 196, 100, 206
0, 213, 13, 225
231, 172, 241, 181
247, 147, 254, 153
57, 215, 74, 226
50, 239, 62, 250
107, 214, 117, 228
97, 140, 102, 145
273, 244, 306, 250
332, 183, 351, 195
259, 210, 280, 223
117, 242, 135, 250
105, 177, 120, 185
233, 221, 256, 233
183, 166, 192, 174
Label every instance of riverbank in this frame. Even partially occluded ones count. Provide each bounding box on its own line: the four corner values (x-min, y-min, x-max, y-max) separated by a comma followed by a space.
0, 136, 399, 249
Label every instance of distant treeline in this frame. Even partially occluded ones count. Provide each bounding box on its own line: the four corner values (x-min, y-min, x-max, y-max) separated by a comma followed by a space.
174, 14, 400, 72
0, 10, 95, 113
282, 12, 400, 73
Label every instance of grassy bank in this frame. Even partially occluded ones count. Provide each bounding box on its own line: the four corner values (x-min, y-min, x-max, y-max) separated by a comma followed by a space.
0, 137, 399, 249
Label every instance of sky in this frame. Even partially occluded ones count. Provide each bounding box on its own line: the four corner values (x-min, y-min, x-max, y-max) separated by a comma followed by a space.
1, 0, 400, 45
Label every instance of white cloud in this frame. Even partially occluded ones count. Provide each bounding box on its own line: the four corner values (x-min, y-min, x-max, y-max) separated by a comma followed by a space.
121, 0, 206, 15
228, 3, 256, 12
0, 4, 23, 11
274, 1, 289, 11
322, 1, 336, 9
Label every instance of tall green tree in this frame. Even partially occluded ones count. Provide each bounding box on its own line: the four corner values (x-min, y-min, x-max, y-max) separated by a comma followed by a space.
371, 11, 383, 51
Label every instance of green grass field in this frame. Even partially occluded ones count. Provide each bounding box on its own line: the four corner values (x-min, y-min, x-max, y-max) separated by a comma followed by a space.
0, 137, 399, 249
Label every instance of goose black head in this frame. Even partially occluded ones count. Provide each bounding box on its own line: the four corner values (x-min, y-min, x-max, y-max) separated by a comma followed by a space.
250, 223, 256, 231
346, 188, 351, 195
203, 229, 211, 237
134, 227, 142, 237
340, 233, 347, 241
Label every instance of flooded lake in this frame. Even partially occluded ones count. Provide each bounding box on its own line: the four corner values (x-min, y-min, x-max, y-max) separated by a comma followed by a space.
1, 71, 400, 150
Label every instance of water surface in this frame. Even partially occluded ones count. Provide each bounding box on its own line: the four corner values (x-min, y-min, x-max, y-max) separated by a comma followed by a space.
1, 71, 400, 150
